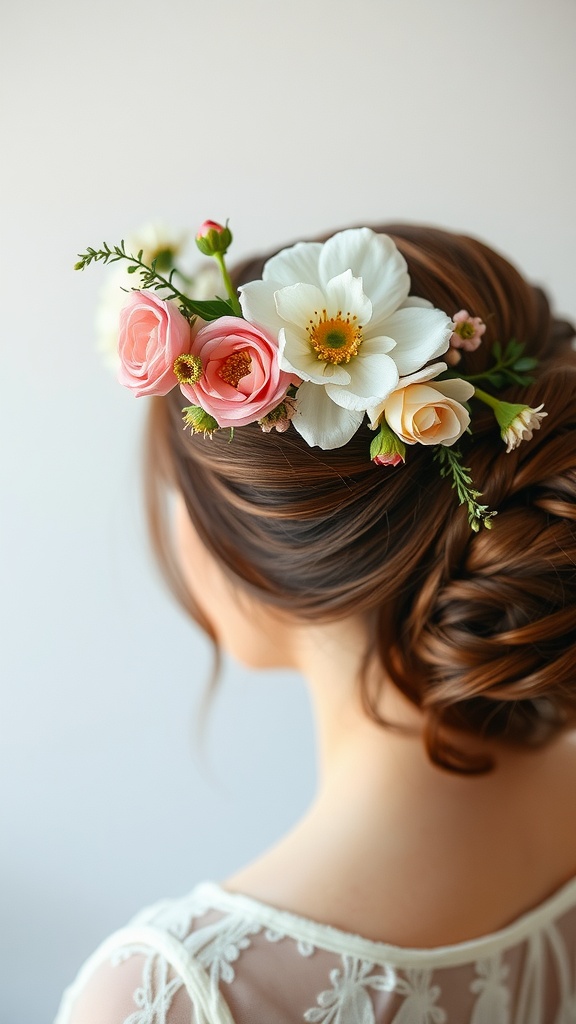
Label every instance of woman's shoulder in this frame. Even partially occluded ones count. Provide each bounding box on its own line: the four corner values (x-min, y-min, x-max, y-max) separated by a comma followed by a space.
54, 877, 576, 1024
53, 886, 231, 1024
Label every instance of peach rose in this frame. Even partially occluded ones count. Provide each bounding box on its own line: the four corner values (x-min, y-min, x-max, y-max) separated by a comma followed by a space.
118, 290, 193, 397
180, 316, 295, 427
384, 378, 474, 446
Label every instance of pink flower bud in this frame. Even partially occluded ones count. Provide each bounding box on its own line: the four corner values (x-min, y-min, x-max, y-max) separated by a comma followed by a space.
195, 220, 233, 256
196, 220, 226, 239
373, 452, 405, 467
369, 420, 406, 465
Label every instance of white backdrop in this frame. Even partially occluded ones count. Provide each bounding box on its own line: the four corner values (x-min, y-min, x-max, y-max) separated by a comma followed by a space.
1, 1, 575, 1021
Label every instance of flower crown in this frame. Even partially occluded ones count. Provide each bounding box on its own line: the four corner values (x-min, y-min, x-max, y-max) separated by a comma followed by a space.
76, 220, 546, 531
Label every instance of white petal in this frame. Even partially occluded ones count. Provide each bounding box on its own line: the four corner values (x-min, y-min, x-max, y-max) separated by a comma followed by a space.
275, 282, 327, 326
326, 351, 399, 411
239, 279, 285, 335
382, 306, 452, 375
293, 382, 364, 449
324, 270, 372, 323
429, 377, 475, 403
395, 361, 448, 389
279, 327, 351, 385
262, 241, 323, 288
367, 399, 386, 430
400, 295, 434, 309
359, 333, 397, 357
319, 228, 410, 323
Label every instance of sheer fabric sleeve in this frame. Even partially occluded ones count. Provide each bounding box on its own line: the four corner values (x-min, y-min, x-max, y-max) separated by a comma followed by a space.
54, 925, 236, 1024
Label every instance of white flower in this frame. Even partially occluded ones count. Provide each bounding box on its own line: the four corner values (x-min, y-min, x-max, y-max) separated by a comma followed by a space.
501, 404, 547, 453
95, 223, 219, 371
184, 262, 221, 301
239, 228, 453, 449
126, 221, 187, 268
96, 268, 132, 370
96, 222, 188, 369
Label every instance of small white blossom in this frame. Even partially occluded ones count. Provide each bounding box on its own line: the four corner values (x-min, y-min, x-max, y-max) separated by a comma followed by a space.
501, 404, 547, 453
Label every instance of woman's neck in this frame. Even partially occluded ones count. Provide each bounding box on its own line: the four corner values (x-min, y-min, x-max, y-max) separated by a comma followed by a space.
225, 616, 576, 945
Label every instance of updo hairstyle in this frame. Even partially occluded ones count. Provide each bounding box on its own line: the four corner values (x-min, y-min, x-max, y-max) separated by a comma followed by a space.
145, 224, 576, 773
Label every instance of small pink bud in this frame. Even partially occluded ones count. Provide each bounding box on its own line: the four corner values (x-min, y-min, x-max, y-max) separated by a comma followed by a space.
373, 452, 405, 467
195, 220, 233, 256
370, 420, 406, 465
444, 347, 462, 367
196, 219, 226, 239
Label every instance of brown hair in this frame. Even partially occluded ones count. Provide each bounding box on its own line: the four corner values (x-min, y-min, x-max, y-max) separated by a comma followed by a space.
145, 224, 576, 772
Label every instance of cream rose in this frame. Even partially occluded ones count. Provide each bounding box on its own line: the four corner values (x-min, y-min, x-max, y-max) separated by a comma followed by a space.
383, 377, 474, 446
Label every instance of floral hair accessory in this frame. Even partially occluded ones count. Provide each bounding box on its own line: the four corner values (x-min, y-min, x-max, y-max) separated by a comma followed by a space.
76, 221, 546, 532
452, 310, 487, 351
445, 310, 487, 367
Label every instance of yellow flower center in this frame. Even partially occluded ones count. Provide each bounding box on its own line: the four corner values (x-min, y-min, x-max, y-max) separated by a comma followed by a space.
307, 309, 363, 364
218, 350, 252, 387
151, 246, 177, 272
174, 353, 203, 385
455, 320, 475, 340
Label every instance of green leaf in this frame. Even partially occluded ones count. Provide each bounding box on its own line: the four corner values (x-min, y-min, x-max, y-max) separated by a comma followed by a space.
508, 372, 535, 387
180, 297, 237, 321
434, 445, 497, 531
503, 338, 522, 359
513, 356, 538, 372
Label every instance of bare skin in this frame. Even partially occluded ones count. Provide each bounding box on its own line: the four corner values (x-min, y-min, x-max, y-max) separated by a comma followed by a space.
177, 498, 576, 948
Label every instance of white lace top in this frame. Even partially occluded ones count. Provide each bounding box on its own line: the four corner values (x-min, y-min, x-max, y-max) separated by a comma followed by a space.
54, 879, 576, 1024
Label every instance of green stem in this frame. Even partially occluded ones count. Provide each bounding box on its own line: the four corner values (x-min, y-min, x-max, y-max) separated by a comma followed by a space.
122, 252, 195, 309
443, 349, 518, 386
214, 253, 242, 316
473, 386, 499, 410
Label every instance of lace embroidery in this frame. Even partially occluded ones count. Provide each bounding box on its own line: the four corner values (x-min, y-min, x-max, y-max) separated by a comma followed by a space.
124, 953, 182, 1024
391, 969, 446, 1024
264, 926, 315, 957
297, 940, 316, 958
303, 956, 395, 1024
469, 955, 510, 1023
81, 884, 576, 1024
185, 914, 261, 989
131, 892, 211, 941
110, 911, 261, 1022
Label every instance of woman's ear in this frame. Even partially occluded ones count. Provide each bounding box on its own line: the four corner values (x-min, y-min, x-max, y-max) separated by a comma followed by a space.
174, 495, 296, 670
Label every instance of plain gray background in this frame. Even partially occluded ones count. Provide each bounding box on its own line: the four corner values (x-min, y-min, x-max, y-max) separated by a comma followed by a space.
1, 1, 575, 1021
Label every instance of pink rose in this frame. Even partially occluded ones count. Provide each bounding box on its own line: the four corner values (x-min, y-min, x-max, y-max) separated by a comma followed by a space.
118, 290, 193, 397
181, 316, 295, 427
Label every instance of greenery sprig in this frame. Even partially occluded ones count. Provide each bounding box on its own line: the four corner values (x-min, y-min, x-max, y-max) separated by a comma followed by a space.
456, 338, 538, 390
74, 241, 237, 322
434, 446, 497, 532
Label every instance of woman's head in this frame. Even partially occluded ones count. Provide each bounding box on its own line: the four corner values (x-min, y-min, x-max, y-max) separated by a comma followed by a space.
145, 223, 576, 772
